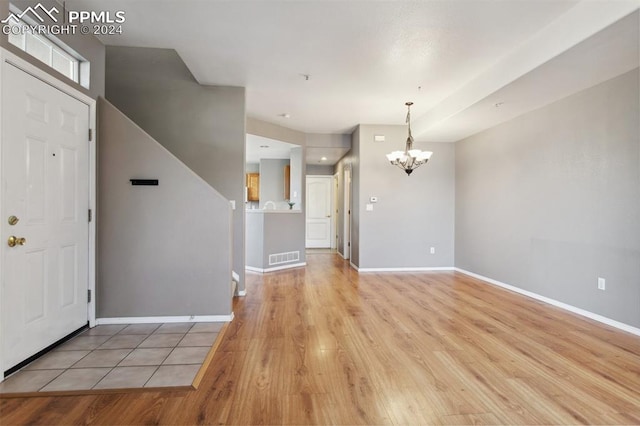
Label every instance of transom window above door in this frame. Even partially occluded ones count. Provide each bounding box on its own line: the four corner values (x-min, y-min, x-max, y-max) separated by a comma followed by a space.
5, 6, 89, 88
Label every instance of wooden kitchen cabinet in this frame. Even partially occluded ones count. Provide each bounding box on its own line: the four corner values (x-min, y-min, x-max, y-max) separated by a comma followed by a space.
246, 173, 260, 201
284, 165, 291, 200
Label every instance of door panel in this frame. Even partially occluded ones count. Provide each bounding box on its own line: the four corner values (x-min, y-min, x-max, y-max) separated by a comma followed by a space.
305, 176, 332, 248
61, 147, 79, 221
307, 222, 329, 240
27, 137, 47, 222
60, 244, 78, 307
25, 250, 46, 323
2, 63, 89, 371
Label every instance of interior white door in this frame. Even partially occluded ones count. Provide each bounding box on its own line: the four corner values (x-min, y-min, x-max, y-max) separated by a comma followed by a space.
1, 62, 89, 371
306, 176, 332, 248
343, 168, 351, 260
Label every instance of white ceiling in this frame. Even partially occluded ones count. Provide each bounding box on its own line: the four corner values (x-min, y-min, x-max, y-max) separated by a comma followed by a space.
247, 134, 347, 165
246, 134, 297, 164
305, 147, 350, 166
69, 0, 638, 147
419, 9, 640, 142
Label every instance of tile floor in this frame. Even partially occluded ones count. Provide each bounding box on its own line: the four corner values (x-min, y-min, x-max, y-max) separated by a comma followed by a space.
0, 322, 225, 395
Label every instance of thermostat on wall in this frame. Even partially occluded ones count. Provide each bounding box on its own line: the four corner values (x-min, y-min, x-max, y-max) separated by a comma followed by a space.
374, 135, 385, 142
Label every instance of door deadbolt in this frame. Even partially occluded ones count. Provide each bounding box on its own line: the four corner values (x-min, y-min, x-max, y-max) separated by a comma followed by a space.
8, 216, 19, 226
8, 236, 26, 247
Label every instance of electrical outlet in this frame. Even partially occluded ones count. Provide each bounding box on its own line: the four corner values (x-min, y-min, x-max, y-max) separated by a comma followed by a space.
430, 247, 435, 254
597, 277, 606, 291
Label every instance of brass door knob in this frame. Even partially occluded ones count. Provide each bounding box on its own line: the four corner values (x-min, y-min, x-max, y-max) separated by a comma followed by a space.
8, 236, 26, 247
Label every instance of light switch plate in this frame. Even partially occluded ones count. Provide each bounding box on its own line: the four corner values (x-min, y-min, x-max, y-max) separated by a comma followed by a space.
366, 204, 374, 211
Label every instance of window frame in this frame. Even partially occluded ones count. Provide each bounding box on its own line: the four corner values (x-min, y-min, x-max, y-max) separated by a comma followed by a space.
5, 10, 85, 87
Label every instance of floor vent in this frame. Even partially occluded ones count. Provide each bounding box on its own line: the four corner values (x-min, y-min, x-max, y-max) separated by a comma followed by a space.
269, 251, 300, 266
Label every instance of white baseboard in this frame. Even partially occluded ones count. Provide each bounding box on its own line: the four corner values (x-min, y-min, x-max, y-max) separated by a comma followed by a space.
357, 266, 455, 272
96, 313, 234, 325
454, 268, 640, 337
245, 262, 306, 273
350, 262, 455, 273
237, 290, 247, 296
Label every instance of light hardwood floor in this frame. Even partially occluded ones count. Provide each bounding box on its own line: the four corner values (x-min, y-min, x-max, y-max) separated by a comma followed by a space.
1, 254, 639, 424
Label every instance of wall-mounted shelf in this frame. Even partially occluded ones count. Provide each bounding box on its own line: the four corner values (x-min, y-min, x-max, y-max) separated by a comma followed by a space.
130, 179, 159, 186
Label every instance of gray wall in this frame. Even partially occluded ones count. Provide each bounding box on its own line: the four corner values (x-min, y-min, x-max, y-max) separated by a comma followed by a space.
98, 99, 232, 317
290, 147, 303, 209
0, 0, 105, 99
306, 165, 335, 176
306, 133, 351, 148
105, 46, 246, 292
455, 69, 640, 328
247, 117, 306, 147
352, 125, 455, 269
259, 158, 290, 209
263, 213, 306, 267
245, 212, 263, 268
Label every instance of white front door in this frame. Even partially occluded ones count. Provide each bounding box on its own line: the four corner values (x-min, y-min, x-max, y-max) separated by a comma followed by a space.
1, 62, 90, 371
306, 176, 332, 248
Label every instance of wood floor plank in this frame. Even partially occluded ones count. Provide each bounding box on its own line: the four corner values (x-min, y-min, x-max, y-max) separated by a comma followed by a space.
437, 412, 504, 425
2, 254, 639, 425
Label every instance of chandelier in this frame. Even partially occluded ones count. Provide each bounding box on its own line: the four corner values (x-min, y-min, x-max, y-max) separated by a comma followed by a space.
386, 102, 432, 175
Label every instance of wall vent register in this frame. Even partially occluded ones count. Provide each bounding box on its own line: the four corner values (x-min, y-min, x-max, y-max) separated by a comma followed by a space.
269, 251, 300, 266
